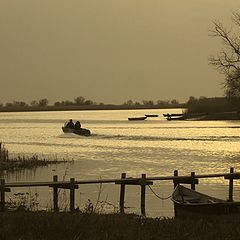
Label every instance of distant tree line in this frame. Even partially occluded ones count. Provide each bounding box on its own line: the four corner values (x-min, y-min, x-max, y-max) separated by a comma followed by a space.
0, 98, 49, 108
1, 96, 238, 113
123, 99, 179, 107
0, 96, 182, 108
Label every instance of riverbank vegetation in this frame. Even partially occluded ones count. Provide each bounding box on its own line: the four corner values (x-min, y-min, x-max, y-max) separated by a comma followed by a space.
185, 96, 240, 120
0, 96, 184, 112
0, 143, 70, 171
0, 212, 240, 240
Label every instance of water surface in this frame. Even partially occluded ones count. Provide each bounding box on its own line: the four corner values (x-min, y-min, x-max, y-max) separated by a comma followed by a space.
0, 109, 240, 217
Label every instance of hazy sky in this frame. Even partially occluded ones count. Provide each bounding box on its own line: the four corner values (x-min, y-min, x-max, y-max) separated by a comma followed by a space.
1, 1, 240, 104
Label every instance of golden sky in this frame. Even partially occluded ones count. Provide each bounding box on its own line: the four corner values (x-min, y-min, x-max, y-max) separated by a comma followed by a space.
0, 0, 240, 104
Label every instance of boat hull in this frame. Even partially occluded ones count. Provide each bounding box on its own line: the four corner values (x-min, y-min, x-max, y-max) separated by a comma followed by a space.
145, 114, 158, 117
172, 185, 240, 218
128, 117, 147, 121
62, 127, 91, 136
163, 113, 185, 121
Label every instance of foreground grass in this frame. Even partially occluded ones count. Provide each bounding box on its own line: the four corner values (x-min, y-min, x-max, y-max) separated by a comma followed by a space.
0, 142, 70, 171
0, 212, 240, 240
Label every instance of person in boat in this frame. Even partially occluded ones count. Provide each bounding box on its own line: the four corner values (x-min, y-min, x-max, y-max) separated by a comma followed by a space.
74, 120, 81, 130
65, 119, 75, 129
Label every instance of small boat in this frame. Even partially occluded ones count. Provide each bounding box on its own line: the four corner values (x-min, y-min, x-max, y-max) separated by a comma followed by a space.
172, 185, 240, 218
163, 113, 185, 121
163, 113, 183, 117
62, 127, 91, 136
128, 116, 147, 121
145, 114, 159, 117
62, 121, 91, 136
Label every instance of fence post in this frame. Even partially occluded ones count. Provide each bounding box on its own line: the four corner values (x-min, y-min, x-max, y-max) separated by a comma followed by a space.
53, 175, 58, 211
173, 170, 178, 218
70, 178, 75, 212
173, 170, 178, 189
0, 179, 5, 212
140, 174, 146, 216
229, 167, 234, 202
191, 172, 195, 190
119, 173, 126, 213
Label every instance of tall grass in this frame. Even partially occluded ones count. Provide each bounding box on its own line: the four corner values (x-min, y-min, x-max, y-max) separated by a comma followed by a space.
0, 212, 240, 240
0, 142, 71, 171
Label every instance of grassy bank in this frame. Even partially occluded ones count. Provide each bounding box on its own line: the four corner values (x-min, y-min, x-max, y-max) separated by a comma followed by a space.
0, 143, 70, 171
185, 97, 240, 120
0, 212, 239, 240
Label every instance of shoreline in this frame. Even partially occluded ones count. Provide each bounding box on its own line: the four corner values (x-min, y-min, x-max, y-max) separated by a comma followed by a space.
186, 111, 240, 121
0, 105, 184, 113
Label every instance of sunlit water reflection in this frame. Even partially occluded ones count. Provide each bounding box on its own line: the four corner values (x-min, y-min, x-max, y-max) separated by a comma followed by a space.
0, 109, 240, 217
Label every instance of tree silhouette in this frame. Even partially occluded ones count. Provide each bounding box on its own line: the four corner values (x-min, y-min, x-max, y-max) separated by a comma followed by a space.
74, 96, 85, 105
38, 98, 49, 107
209, 11, 240, 99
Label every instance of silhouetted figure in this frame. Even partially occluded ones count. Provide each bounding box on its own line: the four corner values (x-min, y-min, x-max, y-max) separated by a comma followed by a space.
74, 121, 81, 130
65, 119, 75, 129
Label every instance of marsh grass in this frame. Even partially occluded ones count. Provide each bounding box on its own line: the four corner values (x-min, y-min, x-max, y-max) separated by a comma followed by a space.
6, 191, 40, 211
0, 212, 240, 240
0, 142, 71, 171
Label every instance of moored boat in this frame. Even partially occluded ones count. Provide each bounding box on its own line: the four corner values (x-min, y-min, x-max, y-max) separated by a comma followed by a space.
171, 185, 240, 218
163, 113, 186, 121
128, 116, 147, 121
145, 114, 159, 117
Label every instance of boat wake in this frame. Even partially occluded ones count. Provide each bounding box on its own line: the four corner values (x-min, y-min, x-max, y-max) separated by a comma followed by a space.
79, 133, 240, 142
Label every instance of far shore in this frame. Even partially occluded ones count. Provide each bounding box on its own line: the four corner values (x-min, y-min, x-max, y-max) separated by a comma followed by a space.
185, 111, 240, 121
0, 104, 185, 113
0, 104, 240, 121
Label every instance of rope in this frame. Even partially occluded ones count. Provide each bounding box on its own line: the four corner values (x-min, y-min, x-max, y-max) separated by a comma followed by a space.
147, 184, 172, 200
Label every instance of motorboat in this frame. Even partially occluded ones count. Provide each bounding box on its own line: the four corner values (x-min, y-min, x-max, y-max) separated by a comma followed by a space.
62, 121, 91, 136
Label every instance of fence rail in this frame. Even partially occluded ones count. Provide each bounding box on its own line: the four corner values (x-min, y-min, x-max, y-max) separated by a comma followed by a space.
1, 167, 240, 216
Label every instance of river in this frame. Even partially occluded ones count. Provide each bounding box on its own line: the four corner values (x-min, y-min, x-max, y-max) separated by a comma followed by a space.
0, 109, 240, 217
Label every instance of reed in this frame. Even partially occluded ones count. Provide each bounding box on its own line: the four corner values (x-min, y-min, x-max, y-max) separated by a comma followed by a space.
0, 142, 71, 171
0, 212, 239, 240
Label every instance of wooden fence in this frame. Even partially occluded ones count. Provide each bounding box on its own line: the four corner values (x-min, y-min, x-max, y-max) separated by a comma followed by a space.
1, 167, 240, 215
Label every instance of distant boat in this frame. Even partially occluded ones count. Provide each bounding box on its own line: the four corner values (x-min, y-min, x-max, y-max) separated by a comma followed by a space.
145, 114, 159, 117
172, 185, 240, 218
163, 113, 185, 121
163, 113, 184, 117
128, 116, 147, 121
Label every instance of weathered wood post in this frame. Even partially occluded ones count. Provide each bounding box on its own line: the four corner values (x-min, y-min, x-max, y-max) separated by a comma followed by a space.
53, 175, 58, 211
0, 179, 5, 212
173, 170, 178, 218
119, 173, 126, 213
173, 170, 178, 189
140, 174, 146, 216
70, 178, 75, 212
229, 167, 234, 202
191, 172, 195, 190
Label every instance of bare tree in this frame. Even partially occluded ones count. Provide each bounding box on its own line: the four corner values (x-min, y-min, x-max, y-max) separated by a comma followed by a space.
209, 11, 240, 99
